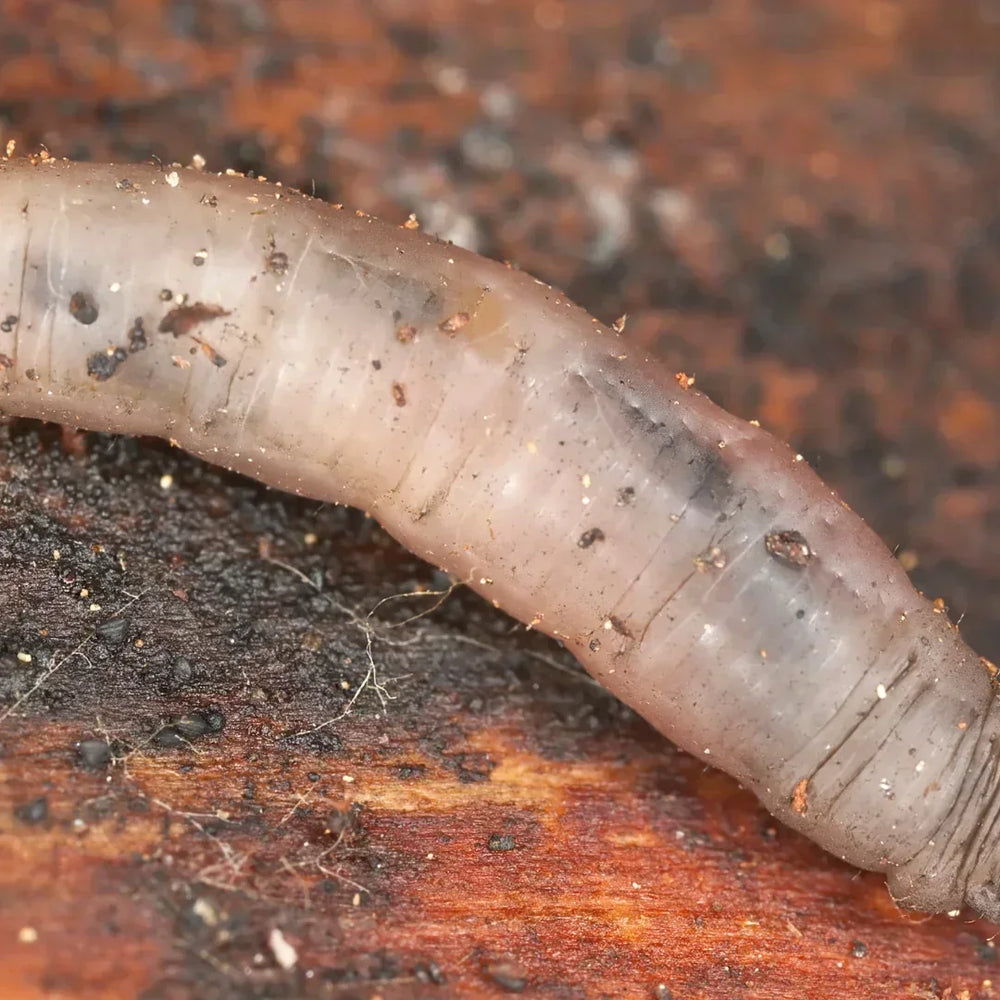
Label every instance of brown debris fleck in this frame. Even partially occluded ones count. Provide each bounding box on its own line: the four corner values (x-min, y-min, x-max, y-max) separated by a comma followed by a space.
191, 337, 227, 367
792, 778, 809, 815
391, 381, 406, 406
158, 302, 230, 338
765, 530, 813, 567
983, 657, 1000, 684
439, 311, 470, 335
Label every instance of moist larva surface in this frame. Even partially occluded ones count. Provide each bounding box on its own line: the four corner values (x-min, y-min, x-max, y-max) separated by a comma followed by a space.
1, 157, 998, 922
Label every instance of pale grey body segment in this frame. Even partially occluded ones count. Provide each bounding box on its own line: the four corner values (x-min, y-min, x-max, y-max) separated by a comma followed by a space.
1, 157, 998, 921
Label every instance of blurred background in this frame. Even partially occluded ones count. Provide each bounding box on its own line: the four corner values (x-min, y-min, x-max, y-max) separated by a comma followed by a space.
5, 0, 998, 652
1, 2, 999, 997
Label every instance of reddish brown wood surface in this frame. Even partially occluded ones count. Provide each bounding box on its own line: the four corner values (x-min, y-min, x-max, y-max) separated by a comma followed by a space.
1, 1, 999, 997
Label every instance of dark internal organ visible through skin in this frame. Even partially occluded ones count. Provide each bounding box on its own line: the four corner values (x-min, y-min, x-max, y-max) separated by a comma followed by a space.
1, 155, 999, 923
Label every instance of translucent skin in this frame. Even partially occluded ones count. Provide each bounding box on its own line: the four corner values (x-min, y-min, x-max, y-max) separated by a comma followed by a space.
2, 156, 998, 921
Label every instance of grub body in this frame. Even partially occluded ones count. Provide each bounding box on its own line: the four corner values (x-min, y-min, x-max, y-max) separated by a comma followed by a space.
1, 157, 997, 920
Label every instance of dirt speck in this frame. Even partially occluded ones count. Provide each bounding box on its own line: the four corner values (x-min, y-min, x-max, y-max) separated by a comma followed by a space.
69, 291, 99, 325
578, 527, 605, 548
267, 250, 289, 275
87, 347, 128, 381
487, 833, 517, 851
14, 796, 49, 825
765, 529, 813, 567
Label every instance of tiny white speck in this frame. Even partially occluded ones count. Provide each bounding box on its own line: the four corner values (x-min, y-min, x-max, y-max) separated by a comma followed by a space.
703, 748, 711, 755
16, 651, 31, 663
581, 473, 592, 488
342, 774, 354, 783
915, 760, 926, 773
876, 683, 887, 699
435, 64, 467, 95
165, 171, 180, 187
141, 197, 150, 205
108, 281, 121, 293
159, 474, 173, 491
267, 928, 297, 970
18, 927, 37, 944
